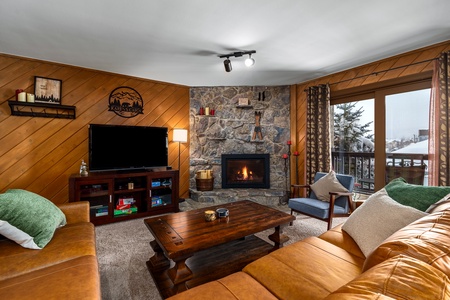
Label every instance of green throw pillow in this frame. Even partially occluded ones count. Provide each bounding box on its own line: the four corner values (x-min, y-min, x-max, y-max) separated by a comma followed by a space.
385, 178, 450, 212
0, 189, 66, 249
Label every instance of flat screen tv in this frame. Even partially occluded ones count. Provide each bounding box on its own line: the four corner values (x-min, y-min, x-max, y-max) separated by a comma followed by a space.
89, 124, 168, 172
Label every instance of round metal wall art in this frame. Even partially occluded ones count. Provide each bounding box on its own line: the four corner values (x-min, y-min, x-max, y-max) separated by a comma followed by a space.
108, 86, 144, 118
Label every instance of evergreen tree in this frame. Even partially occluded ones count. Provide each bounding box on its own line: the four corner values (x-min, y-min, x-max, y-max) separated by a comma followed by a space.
333, 103, 374, 152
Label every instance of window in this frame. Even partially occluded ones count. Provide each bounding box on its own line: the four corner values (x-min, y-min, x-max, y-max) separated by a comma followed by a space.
332, 99, 375, 193
331, 74, 431, 193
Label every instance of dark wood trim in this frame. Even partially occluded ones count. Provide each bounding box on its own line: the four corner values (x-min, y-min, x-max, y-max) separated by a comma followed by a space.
331, 71, 432, 104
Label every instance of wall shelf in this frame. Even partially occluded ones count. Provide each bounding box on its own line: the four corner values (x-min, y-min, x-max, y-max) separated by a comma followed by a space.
8, 100, 76, 119
207, 137, 227, 141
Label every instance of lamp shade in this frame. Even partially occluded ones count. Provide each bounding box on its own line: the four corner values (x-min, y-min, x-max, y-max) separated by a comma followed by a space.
173, 128, 188, 143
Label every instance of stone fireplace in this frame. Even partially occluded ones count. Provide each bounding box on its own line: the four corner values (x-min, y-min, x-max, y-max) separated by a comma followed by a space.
189, 85, 291, 205
222, 154, 270, 189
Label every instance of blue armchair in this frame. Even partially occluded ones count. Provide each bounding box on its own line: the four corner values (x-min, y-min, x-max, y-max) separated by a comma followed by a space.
288, 172, 355, 230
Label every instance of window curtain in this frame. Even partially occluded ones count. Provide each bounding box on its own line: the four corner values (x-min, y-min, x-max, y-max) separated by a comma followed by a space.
429, 51, 450, 186
306, 84, 331, 184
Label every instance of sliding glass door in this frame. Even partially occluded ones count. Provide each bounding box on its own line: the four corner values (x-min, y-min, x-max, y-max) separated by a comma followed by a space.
385, 88, 430, 186
332, 78, 431, 193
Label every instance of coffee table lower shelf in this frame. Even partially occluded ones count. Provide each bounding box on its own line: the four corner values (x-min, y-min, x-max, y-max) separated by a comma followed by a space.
146, 234, 273, 299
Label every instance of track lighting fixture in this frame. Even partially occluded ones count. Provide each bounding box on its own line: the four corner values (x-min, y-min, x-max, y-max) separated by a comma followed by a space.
219, 50, 256, 72
224, 58, 232, 72
245, 54, 255, 67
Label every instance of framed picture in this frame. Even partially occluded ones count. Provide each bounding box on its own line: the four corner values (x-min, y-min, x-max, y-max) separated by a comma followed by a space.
34, 76, 62, 104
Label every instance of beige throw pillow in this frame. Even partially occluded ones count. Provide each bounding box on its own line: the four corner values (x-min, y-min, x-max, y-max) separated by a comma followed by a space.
342, 188, 427, 257
310, 170, 349, 202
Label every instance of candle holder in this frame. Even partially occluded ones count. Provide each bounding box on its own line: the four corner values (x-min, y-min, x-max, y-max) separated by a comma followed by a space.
293, 151, 299, 184
281, 153, 289, 205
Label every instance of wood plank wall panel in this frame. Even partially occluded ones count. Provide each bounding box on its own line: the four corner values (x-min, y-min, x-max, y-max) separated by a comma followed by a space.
0, 54, 190, 204
291, 40, 450, 186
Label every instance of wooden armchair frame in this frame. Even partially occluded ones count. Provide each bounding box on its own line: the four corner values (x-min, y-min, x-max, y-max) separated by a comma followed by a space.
289, 174, 355, 230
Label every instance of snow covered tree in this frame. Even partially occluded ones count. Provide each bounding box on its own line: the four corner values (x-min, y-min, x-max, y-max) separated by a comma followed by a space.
333, 103, 374, 152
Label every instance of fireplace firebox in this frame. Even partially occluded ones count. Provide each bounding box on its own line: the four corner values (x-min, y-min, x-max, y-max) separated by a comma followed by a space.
222, 154, 270, 189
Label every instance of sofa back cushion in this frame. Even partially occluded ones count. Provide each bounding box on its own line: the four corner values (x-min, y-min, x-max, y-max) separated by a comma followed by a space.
363, 209, 450, 277
325, 255, 450, 300
426, 193, 450, 213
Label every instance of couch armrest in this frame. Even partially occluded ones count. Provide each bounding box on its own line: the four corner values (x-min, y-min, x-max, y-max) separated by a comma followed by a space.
58, 201, 90, 224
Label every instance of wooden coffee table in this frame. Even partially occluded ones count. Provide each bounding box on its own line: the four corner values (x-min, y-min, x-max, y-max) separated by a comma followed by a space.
144, 200, 295, 298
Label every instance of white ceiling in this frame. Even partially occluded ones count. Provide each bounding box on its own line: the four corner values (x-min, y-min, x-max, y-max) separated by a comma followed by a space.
1, 0, 450, 87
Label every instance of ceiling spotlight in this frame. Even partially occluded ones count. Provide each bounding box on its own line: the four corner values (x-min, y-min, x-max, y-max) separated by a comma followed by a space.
219, 50, 256, 72
224, 58, 232, 72
245, 54, 255, 67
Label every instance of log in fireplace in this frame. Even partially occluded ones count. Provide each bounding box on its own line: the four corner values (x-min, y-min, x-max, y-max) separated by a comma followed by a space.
221, 154, 270, 189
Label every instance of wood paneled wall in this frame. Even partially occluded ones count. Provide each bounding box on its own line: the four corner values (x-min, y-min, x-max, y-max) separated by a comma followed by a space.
291, 40, 450, 186
0, 54, 190, 204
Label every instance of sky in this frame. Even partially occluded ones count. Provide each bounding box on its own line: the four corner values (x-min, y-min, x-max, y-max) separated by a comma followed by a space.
352, 88, 430, 140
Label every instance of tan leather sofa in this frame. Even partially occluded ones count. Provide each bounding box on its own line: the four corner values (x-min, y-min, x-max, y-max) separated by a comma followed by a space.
0, 201, 101, 300
168, 201, 450, 299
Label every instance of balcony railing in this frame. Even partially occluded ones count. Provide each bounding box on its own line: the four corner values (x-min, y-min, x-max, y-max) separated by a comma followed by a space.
332, 151, 428, 194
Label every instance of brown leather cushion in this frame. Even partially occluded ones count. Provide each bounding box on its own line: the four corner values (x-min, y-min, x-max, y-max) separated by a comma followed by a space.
0, 255, 100, 300
58, 201, 90, 224
426, 193, 450, 213
166, 272, 277, 300
325, 255, 450, 300
243, 236, 364, 300
363, 210, 450, 277
319, 224, 365, 259
0, 222, 96, 280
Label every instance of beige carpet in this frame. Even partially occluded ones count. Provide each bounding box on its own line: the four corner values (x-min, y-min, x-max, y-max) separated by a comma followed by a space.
95, 199, 347, 300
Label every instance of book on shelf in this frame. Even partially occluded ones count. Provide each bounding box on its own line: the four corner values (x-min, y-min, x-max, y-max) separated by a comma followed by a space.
117, 197, 135, 206
114, 206, 138, 216
95, 211, 109, 217
91, 205, 109, 217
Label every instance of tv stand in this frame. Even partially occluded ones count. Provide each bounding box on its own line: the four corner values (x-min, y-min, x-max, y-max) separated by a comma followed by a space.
69, 169, 179, 225
115, 168, 148, 173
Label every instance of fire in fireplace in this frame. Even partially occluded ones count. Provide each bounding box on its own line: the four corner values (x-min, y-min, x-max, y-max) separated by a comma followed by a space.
222, 154, 270, 188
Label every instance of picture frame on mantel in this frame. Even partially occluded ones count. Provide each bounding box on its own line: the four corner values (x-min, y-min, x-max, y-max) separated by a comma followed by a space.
238, 97, 249, 106
34, 76, 62, 105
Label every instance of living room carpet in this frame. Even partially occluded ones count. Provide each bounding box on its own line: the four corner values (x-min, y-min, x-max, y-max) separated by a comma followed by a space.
95, 199, 347, 300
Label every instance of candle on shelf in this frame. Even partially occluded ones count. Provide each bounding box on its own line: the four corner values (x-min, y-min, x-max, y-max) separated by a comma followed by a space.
287, 140, 292, 145
205, 107, 210, 115
18, 92, 26, 102
27, 93, 35, 103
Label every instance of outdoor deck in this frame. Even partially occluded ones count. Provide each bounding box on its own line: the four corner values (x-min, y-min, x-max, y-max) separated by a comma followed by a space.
332, 151, 428, 194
